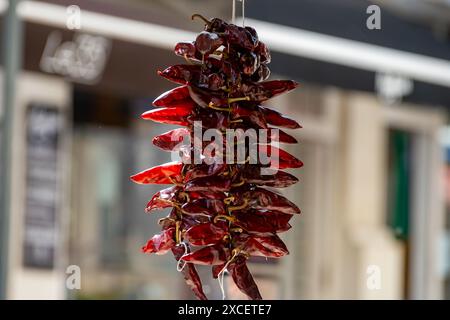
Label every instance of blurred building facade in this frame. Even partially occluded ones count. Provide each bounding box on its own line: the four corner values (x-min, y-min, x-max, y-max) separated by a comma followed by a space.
0, 0, 449, 300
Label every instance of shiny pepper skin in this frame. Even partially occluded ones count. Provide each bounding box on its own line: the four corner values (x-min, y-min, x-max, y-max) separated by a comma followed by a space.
131, 15, 302, 300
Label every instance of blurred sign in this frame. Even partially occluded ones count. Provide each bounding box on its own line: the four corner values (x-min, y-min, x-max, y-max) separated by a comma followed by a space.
23, 104, 63, 269
40, 31, 111, 84
375, 73, 413, 105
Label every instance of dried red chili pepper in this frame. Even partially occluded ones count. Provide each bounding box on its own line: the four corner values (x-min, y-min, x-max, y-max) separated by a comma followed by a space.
153, 128, 190, 152
227, 255, 262, 300
142, 227, 176, 255
181, 243, 230, 265
185, 175, 232, 192
232, 209, 292, 234
158, 64, 202, 85
241, 165, 299, 188
132, 16, 302, 300
234, 186, 301, 214
153, 86, 195, 108
175, 42, 204, 62
131, 161, 183, 185
260, 106, 302, 129
184, 222, 228, 246
183, 163, 227, 180
171, 244, 207, 300
257, 144, 303, 169
235, 233, 289, 258
141, 106, 193, 126
181, 199, 227, 217
195, 31, 224, 55
145, 185, 180, 212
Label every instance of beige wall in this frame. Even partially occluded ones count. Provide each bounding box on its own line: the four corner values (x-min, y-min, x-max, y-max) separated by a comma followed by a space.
7, 72, 71, 299
277, 87, 445, 299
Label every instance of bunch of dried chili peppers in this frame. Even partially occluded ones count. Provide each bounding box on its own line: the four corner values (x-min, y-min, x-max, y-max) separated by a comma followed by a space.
131, 14, 302, 300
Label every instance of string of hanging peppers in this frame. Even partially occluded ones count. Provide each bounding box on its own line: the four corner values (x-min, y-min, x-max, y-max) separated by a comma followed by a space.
131, 14, 302, 300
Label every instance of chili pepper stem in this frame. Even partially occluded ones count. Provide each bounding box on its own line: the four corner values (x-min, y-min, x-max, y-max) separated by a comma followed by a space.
191, 14, 211, 25
175, 220, 181, 243
179, 192, 190, 202
224, 196, 235, 205
158, 217, 176, 225
214, 214, 237, 224
228, 96, 250, 104
231, 179, 245, 187
208, 102, 231, 112
183, 54, 194, 65
228, 199, 249, 212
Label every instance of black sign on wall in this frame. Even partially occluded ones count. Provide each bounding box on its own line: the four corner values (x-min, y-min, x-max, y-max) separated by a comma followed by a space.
23, 104, 62, 269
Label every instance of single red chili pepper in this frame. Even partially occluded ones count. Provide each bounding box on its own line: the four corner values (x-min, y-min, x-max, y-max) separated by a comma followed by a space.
145, 106, 231, 131
188, 109, 230, 130
241, 166, 299, 188
185, 175, 232, 192
212, 263, 226, 279
181, 198, 227, 217
159, 209, 210, 236
260, 106, 302, 129
153, 128, 190, 152
232, 209, 292, 234
239, 52, 260, 76
184, 222, 228, 246
192, 14, 258, 51
184, 163, 227, 181
158, 64, 204, 85
146, 185, 181, 212
142, 227, 176, 255
174, 41, 204, 62
235, 233, 289, 258
239, 80, 299, 102
188, 190, 228, 200
250, 234, 290, 257
231, 186, 301, 214
231, 104, 268, 129
225, 24, 259, 51
255, 41, 271, 64
250, 64, 271, 82
162, 209, 210, 231
223, 125, 297, 144
141, 106, 194, 126
267, 128, 298, 144
152, 85, 195, 108
187, 86, 228, 108
257, 144, 303, 169
205, 73, 227, 91
130, 161, 183, 185
195, 31, 224, 55
181, 243, 230, 265
171, 244, 207, 300
227, 255, 262, 300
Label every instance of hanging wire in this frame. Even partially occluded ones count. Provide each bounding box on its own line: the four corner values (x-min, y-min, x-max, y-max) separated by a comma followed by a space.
176, 242, 188, 272
242, 0, 245, 26
232, 0, 246, 26
232, 0, 236, 24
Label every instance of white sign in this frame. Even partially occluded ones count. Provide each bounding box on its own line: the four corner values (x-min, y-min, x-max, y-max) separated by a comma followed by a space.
375, 72, 413, 105
40, 31, 111, 84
